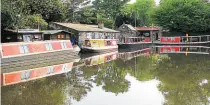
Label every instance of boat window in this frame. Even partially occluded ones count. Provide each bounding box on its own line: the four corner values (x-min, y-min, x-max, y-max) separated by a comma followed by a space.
19, 45, 29, 54
61, 42, 67, 49
92, 34, 95, 39
23, 45, 29, 53
19, 46, 25, 53
101, 33, 105, 39
45, 43, 53, 51
107, 41, 111, 45
21, 71, 31, 80
87, 33, 92, 39
47, 66, 54, 74
85, 40, 91, 46
95, 33, 101, 39
62, 64, 68, 72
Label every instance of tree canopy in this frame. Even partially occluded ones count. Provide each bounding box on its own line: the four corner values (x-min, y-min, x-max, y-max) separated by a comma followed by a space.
152, 0, 210, 33
2, 0, 210, 33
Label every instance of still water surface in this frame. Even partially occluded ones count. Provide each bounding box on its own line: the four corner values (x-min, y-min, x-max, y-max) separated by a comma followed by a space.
2, 45, 210, 105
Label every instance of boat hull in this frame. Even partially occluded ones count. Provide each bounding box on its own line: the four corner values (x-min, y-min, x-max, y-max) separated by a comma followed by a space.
1, 40, 80, 67
154, 42, 210, 46
81, 47, 118, 53
118, 42, 152, 49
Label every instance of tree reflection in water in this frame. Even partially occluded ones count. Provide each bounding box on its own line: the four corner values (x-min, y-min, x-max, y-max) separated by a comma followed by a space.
93, 60, 130, 95
155, 54, 210, 105
122, 54, 210, 105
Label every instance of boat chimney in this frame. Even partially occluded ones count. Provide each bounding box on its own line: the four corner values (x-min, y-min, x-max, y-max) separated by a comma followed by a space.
98, 20, 104, 29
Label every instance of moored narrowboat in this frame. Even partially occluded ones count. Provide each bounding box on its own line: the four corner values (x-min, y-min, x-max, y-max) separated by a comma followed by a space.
1, 40, 80, 64
49, 22, 120, 53
155, 35, 210, 45
117, 24, 161, 48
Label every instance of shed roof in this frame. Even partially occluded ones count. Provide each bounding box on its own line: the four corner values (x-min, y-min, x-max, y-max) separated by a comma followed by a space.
42, 30, 71, 35
52, 22, 119, 33
136, 27, 160, 31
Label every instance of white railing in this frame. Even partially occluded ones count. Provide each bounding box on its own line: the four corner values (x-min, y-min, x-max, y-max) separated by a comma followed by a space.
180, 35, 210, 43
119, 37, 151, 44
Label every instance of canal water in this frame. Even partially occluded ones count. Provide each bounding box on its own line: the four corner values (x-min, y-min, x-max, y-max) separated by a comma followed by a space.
1, 44, 210, 105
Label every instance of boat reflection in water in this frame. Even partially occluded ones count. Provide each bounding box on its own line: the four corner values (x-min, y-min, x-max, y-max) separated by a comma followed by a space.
82, 51, 118, 67
1, 45, 210, 105
153, 46, 210, 55
1, 62, 74, 86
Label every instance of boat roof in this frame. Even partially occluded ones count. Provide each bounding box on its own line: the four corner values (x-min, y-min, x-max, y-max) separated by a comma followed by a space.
136, 27, 160, 31
51, 22, 120, 33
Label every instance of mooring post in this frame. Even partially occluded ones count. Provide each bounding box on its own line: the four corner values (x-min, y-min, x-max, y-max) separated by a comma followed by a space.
181, 37, 183, 42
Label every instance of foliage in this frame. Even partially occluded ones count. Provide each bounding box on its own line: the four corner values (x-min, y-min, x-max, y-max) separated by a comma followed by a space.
24, 0, 68, 22
1, 0, 28, 29
1, 0, 68, 29
129, 0, 155, 26
66, 0, 91, 22
22, 14, 48, 29
115, 0, 155, 27
152, 0, 210, 33
74, 7, 97, 24
92, 0, 129, 28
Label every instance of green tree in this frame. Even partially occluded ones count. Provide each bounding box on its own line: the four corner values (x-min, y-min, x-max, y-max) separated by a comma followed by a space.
115, 0, 155, 27
152, 0, 210, 33
1, 0, 28, 29
92, 0, 129, 28
128, 0, 155, 26
24, 0, 68, 22
21, 14, 48, 29
1, 0, 68, 29
66, 0, 91, 22
74, 7, 97, 24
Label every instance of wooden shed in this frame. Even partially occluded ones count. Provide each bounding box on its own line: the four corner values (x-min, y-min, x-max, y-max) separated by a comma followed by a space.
2, 29, 43, 43
42, 30, 71, 40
